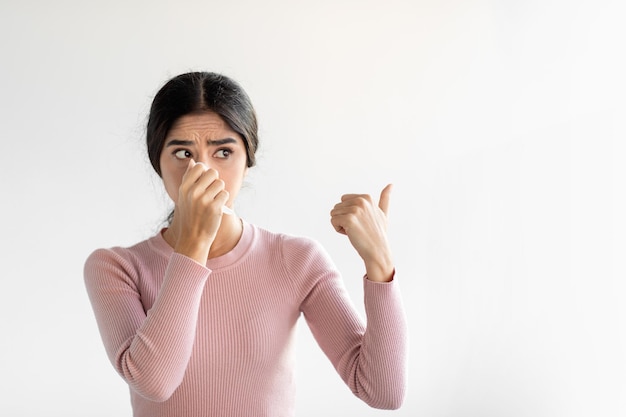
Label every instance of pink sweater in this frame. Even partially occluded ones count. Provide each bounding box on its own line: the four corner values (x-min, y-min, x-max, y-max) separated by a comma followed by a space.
84, 221, 407, 417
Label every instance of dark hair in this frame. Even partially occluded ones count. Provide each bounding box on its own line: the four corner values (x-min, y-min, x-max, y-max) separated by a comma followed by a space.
147, 72, 259, 176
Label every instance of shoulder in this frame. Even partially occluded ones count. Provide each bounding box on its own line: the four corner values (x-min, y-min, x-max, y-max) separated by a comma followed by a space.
83, 236, 159, 285
250, 224, 325, 256
249, 224, 336, 274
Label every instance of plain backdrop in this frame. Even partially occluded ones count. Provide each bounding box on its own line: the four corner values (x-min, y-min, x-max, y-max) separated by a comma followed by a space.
1, 0, 624, 416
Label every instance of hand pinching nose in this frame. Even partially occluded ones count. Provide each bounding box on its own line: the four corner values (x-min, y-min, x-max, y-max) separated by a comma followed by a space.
194, 161, 235, 215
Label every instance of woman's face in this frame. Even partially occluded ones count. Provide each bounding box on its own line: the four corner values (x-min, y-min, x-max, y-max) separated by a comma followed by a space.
159, 112, 249, 208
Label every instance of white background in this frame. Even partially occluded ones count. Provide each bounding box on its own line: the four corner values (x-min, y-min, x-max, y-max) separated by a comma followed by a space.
1, 0, 624, 416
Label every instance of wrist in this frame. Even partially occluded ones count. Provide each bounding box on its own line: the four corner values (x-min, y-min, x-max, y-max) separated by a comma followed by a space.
170, 229, 214, 265
364, 254, 395, 283
174, 239, 211, 265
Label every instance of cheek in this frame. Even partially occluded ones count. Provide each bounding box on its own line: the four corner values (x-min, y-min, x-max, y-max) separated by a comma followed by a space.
162, 174, 180, 202
222, 168, 247, 199
160, 164, 185, 202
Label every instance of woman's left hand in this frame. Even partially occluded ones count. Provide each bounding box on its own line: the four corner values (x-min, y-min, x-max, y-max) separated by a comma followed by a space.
330, 184, 395, 282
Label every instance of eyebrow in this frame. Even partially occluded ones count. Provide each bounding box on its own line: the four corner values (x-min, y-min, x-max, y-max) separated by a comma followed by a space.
165, 138, 238, 147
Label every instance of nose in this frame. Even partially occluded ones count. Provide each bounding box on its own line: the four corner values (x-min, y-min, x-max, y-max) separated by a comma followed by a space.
193, 159, 220, 177
193, 158, 212, 171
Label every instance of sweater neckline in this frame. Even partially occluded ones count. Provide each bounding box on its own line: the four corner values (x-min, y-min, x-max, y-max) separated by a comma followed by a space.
149, 220, 255, 271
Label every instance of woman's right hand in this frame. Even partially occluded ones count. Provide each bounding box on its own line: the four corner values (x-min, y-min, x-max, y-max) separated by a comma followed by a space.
172, 159, 229, 263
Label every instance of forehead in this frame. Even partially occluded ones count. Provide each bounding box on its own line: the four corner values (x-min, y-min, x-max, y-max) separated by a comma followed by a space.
167, 112, 241, 140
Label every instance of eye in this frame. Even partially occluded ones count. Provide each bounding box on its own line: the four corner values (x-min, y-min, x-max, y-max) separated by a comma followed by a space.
174, 149, 192, 160
214, 148, 232, 159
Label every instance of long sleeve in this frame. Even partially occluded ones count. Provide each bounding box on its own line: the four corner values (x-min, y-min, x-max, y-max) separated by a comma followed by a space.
282, 237, 407, 409
84, 249, 210, 402
84, 224, 406, 417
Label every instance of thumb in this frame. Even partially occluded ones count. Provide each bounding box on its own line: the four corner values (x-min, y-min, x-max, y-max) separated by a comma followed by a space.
378, 184, 393, 215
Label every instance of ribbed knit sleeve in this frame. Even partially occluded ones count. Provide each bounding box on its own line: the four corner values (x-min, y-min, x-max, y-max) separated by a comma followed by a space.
282, 237, 407, 409
84, 249, 210, 402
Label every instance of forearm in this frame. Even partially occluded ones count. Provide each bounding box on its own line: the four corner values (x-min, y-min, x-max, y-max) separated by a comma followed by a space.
120, 257, 207, 399
302, 275, 407, 409
345, 277, 407, 409
287, 236, 406, 408
86, 252, 209, 402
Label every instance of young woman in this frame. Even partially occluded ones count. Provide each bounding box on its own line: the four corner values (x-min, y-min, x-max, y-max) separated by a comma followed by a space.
84, 72, 407, 417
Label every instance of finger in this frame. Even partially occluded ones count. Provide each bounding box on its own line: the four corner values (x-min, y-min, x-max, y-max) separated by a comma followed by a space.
182, 159, 208, 185
334, 226, 347, 235
330, 204, 360, 218
212, 189, 231, 216
378, 184, 393, 215
341, 193, 372, 203
331, 199, 350, 213
195, 161, 208, 170
195, 180, 229, 217
193, 167, 220, 192
330, 216, 347, 235
197, 178, 225, 205
183, 160, 220, 195
215, 189, 230, 206
205, 178, 226, 196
